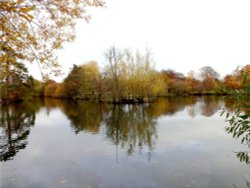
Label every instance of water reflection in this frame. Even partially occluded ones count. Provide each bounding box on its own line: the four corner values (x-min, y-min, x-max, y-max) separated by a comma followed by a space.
0, 100, 41, 161
104, 105, 157, 158
1, 96, 250, 188
43, 98, 111, 134
147, 97, 197, 118
1, 96, 249, 164
200, 96, 222, 117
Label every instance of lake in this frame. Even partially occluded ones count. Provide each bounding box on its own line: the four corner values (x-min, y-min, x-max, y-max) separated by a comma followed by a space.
1, 96, 249, 188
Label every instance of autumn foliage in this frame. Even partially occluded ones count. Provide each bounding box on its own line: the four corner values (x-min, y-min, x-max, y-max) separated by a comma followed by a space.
39, 47, 250, 103
2, 45, 250, 103
0, 0, 104, 77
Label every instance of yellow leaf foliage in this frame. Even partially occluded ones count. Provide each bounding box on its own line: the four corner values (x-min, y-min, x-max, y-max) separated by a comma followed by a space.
0, 0, 104, 78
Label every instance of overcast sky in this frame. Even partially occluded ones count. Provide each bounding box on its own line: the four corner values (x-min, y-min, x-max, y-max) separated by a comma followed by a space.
30, 0, 250, 81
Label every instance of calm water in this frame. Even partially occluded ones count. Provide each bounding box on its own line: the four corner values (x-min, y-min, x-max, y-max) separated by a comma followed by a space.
0, 96, 249, 188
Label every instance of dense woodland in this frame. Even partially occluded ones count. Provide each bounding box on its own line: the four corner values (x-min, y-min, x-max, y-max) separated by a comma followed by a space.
1, 46, 250, 104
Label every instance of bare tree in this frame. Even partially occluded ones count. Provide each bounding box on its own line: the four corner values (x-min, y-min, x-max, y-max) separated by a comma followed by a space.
104, 46, 124, 101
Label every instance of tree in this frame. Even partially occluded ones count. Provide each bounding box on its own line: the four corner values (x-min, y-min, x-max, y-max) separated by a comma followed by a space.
161, 69, 186, 94
223, 65, 250, 92
0, 0, 104, 77
0, 47, 33, 102
200, 66, 220, 80
63, 64, 83, 98
44, 80, 58, 97
53, 83, 66, 98
104, 46, 124, 101
32, 79, 45, 97
185, 70, 202, 94
104, 46, 165, 102
224, 74, 242, 90
79, 61, 100, 96
239, 65, 250, 92
200, 66, 220, 91
146, 71, 166, 97
62, 62, 101, 99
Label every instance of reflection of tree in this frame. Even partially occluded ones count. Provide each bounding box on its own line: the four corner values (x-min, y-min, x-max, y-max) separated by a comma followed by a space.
222, 95, 250, 167
148, 97, 197, 118
200, 96, 221, 117
55, 99, 111, 134
43, 99, 158, 158
104, 105, 157, 159
149, 96, 222, 118
0, 102, 39, 161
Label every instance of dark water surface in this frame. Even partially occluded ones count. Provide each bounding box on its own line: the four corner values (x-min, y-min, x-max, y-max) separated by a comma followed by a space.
1, 96, 249, 188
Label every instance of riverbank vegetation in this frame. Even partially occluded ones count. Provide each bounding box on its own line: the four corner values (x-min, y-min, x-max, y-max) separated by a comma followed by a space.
2, 45, 250, 104
33, 47, 250, 103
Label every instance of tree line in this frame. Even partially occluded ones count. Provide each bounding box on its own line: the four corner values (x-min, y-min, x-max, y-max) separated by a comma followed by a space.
2, 46, 250, 104
5, 46, 247, 104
